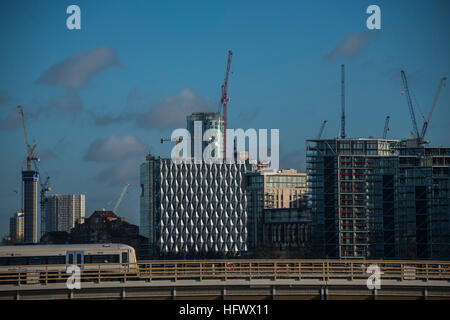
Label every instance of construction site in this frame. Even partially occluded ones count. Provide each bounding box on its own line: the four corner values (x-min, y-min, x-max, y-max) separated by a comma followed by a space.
307, 65, 449, 260
8, 51, 450, 262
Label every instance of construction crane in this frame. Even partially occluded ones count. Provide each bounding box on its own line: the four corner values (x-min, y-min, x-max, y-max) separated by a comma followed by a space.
161, 137, 183, 158
419, 76, 447, 141
113, 183, 130, 214
39, 176, 51, 236
382, 116, 390, 139
17, 105, 40, 170
400, 71, 421, 141
401, 71, 447, 144
341, 64, 346, 139
318, 120, 328, 139
220, 50, 233, 160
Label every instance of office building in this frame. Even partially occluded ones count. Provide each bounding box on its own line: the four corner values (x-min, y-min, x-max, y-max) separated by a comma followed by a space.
247, 169, 309, 250
140, 154, 253, 258
262, 208, 310, 251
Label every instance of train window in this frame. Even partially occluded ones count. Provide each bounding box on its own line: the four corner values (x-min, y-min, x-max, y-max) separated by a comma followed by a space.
29, 256, 46, 265
0, 258, 8, 266
68, 253, 74, 264
10, 257, 28, 265
122, 252, 128, 263
76, 253, 83, 264
90, 255, 120, 263
84, 255, 92, 264
48, 256, 65, 265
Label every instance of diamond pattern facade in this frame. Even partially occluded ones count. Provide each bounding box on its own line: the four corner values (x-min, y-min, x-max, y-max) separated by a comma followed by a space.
140, 155, 253, 257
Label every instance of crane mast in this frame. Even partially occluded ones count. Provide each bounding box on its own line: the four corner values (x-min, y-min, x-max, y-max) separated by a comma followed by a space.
113, 183, 130, 214
221, 50, 233, 160
40, 176, 51, 236
341, 64, 346, 139
383, 116, 390, 139
318, 120, 327, 139
400, 70, 420, 141
17, 105, 39, 170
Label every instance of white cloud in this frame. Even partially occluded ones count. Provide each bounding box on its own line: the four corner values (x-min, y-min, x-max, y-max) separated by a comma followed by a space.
84, 135, 148, 162
36, 46, 120, 89
136, 88, 216, 130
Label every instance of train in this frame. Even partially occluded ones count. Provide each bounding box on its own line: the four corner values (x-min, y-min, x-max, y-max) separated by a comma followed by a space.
0, 243, 138, 273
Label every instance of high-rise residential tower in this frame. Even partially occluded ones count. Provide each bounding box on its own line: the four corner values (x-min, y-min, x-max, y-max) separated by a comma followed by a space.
41, 194, 85, 235
9, 212, 24, 243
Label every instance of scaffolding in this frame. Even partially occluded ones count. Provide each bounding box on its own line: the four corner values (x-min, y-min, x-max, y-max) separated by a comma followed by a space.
307, 138, 399, 259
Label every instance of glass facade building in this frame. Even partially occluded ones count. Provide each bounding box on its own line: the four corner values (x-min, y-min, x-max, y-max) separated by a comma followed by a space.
22, 170, 39, 244
186, 112, 224, 158
307, 138, 450, 260
397, 146, 450, 259
247, 169, 309, 250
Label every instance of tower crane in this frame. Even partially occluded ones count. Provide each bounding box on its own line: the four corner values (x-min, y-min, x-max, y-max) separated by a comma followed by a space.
382, 116, 390, 139
401, 71, 447, 145
341, 64, 346, 139
17, 106, 40, 170
400, 71, 421, 142
219, 50, 233, 160
419, 76, 447, 141
161, 137, 183, 158
40, 176, 51, 236
113, 183, 130, 214
318, 120, 328, 139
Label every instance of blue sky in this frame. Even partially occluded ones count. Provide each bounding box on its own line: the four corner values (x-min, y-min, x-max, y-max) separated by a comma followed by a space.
0, 0, 449, 237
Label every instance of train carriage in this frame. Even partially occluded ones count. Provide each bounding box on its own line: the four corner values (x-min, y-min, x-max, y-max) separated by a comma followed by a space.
0, 243, 138, 278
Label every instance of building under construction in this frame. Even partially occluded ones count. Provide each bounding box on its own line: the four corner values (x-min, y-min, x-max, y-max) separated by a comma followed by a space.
307, 67, 449, 259
18, 106, 40, 244
307, 138, 400, 258
397, 144, 450, 259
22, 170, 39, 243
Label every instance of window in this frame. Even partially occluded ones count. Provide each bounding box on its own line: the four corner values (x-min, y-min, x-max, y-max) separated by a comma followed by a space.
88, 254, 120, 263
10, 257, 28, 265
68, 253, 74, 264
122, 252, 129, 263
48, 256, 65, 265
29, 256, 46, 265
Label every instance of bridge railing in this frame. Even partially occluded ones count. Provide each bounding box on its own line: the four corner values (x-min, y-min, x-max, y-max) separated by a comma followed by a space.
0, 260, 449, 286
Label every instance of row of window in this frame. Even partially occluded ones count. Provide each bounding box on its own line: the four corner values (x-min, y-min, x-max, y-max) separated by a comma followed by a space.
0, 254, 123, 266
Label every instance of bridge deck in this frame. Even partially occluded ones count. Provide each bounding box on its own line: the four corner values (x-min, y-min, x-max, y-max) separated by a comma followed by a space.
1, 259, 449, 299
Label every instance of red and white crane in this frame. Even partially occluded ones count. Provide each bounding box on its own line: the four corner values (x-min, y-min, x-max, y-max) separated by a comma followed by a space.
220, 50, 233, 160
